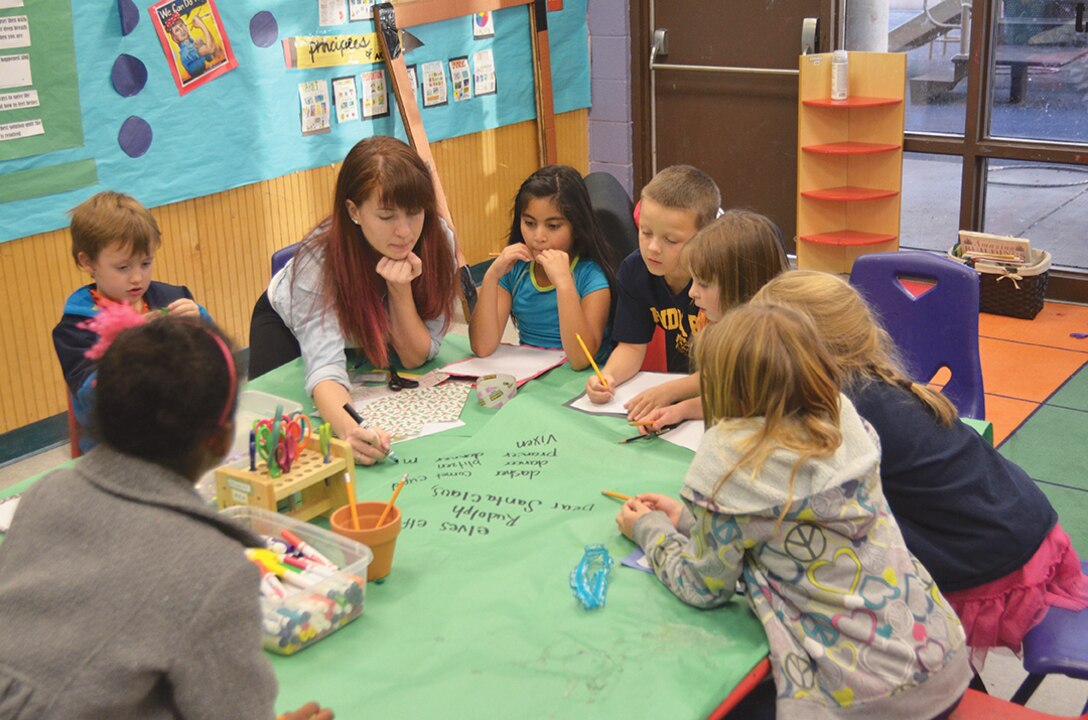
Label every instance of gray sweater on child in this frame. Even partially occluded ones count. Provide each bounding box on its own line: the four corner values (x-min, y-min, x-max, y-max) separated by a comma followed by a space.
0, 447, 277, 720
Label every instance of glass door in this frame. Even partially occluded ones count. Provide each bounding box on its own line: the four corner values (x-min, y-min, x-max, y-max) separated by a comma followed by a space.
877, 0, 1088, 286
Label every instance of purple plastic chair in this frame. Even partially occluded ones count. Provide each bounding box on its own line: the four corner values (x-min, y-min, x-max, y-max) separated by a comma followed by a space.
1009, 560, 1088, 711
849, 250, 986, 419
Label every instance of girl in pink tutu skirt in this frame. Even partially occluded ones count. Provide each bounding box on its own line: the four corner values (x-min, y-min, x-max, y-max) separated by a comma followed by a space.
754, 271, 1088, 668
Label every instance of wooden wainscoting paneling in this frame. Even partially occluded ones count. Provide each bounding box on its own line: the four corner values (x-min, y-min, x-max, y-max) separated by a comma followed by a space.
0, 109, 588, 434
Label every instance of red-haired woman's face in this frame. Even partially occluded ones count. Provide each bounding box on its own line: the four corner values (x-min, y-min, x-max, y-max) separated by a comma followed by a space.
347, 195, 425, 260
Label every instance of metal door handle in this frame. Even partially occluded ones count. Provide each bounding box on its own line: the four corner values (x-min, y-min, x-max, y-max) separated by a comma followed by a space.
649, 25, 799, 77
802, 17, 820, 54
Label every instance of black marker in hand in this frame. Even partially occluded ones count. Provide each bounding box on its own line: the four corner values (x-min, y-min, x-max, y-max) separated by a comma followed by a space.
342, 403, 400, 463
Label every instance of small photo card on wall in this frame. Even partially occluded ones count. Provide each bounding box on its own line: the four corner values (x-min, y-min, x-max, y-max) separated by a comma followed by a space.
361, 68, 389, 118
332, 75, 359, 123
450, 57, 472, 102
472, 11, 495, 39
421, 60, 447, 108
319, 0, 346, 26
348, 0, 376, 22
473, 49, 496, 96
405, 64, 419, 104
299, 79, 331, 135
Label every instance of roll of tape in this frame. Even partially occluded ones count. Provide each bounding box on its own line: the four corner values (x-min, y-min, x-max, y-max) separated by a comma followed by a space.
476, 373, 516, 410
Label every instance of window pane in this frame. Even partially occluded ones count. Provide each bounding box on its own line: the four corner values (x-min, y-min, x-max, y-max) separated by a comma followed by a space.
888, 2, 967, 135
900, 152, 963, 253
989, 2, 1088, 142
983, 158, 1088, 269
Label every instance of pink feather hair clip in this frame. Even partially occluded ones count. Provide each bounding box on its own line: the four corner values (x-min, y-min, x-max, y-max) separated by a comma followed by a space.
79, 302, 147, 360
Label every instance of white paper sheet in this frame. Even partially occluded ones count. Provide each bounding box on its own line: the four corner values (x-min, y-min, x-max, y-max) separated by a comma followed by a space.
0, 88, 38, 111
0, 117, 41, 141
566, 371, 689, 417
397, 419, 465, 443
0, 53, 31, 89
0, 15, 30, 50
0, 495, 21, 533
442, 344, 567, 385
656, 420, 704, 453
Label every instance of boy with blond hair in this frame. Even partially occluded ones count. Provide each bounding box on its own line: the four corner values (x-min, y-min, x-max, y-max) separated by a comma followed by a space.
52, 191, 209, 452
585, 165, 720, 404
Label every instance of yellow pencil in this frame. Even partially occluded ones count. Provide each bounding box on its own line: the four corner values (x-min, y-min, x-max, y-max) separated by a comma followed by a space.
576, 333, 609, 389
344, 472, 361, 530
601, 490, 630, 501
377, 473, 408, 527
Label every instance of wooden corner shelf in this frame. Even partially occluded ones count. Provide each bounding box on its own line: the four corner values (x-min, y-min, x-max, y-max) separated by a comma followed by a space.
802, 141, 900, 155
800, 186, 899, 201
802, 96, 902, 108
796, 52, 906, 274
799, 230, 898, 247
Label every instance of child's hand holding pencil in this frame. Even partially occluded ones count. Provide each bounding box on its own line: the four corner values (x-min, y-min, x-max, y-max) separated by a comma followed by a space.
615, 492, 686, 539
578, 332, 616, 404
584, 371, 615, 403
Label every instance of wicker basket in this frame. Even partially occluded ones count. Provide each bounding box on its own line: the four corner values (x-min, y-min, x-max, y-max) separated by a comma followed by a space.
948, 246, 1051, 320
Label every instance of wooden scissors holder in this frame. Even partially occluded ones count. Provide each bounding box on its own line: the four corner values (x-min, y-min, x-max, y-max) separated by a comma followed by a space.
215, 436, 354, 522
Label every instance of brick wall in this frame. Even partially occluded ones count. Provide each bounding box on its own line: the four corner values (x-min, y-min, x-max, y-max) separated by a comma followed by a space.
587, 0, 634, 195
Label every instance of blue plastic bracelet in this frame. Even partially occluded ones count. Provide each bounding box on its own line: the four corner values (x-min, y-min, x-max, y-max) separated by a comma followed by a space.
570, 544, 613, 610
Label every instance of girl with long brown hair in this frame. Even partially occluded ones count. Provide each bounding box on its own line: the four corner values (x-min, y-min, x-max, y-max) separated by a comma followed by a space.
257, 136, 457, 465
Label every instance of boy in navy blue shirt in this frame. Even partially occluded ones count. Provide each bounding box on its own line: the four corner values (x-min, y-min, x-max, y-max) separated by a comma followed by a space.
584, 165, 719, 407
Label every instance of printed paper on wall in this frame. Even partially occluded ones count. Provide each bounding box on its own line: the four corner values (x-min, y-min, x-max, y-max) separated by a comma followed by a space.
149, 0, 237, 96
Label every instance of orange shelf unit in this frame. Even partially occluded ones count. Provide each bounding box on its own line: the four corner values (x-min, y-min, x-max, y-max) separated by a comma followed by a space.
802, 141, 900, 155
802, 96, 902, 108
801, 186, 900, 201
797, 51, 906, 274
799, 230, 897, 247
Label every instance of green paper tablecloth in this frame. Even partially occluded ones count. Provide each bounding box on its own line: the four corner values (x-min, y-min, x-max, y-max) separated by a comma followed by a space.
9, 334, 769, 719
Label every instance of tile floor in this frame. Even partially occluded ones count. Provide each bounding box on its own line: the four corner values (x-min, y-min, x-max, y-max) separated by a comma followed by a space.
979, 302, 1088, 445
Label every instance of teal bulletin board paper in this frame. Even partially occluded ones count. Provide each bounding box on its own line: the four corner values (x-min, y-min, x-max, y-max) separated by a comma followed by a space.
0, 0, 590, 244
0, 158, 95, 203
247, 335, 769, 719
0, 0, 84, 162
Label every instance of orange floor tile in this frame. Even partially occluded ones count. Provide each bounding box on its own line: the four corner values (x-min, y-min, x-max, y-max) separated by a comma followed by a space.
983, 394, 1039, 445
979, 336, 1088, 403
980, 302, 1088, 352
974, 301, 1088, 443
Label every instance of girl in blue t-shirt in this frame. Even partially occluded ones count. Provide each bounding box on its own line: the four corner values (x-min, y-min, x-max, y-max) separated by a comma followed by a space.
469, 165, 618, 369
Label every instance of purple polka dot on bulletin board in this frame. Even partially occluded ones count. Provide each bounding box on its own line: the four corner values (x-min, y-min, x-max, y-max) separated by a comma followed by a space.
250, 11, 278, 48
111, 54, 147, 97
118, 116, 153, 158
118, 0, 140, 35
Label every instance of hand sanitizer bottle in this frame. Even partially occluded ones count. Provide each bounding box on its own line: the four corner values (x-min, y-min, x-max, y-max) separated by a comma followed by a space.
831, 50, 849, 100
